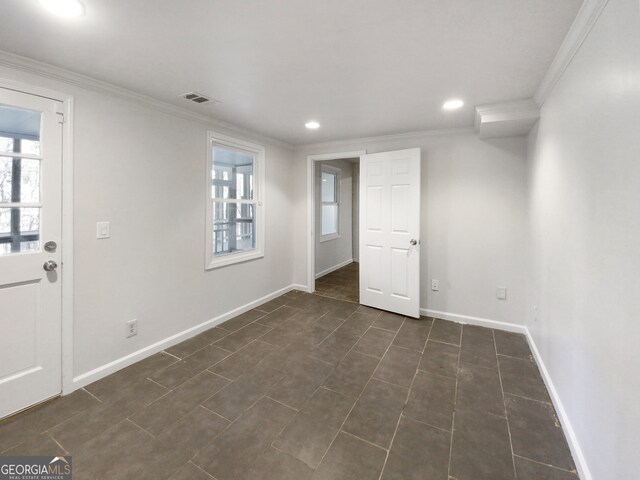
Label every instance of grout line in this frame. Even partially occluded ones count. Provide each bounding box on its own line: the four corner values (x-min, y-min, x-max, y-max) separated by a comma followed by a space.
145, 377, 171, 390
125, 418, 156, 439
162, 351, 182, 361
494, 329, 518, 477
512, 453, 579, 475
446, 321, 461, 479
47, 432, 70, 455
188, 461, 216, 479
398, 413, 453, 434
340, 429, 388, 452
263, 395, 299, 413
503, 391, 553, 405
81, 387, 103, 403
199, 403, 235, 424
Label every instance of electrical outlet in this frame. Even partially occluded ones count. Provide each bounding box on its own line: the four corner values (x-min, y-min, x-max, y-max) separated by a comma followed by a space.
431, 279, 439, 291
126, 319, 138, 338
497, 287, 507, 300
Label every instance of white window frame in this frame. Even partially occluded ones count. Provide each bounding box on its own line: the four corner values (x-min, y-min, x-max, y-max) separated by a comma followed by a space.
320, 165, 340, 242
205, 131, 265, 269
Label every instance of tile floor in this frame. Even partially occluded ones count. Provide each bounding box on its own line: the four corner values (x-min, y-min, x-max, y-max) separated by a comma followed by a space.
0, 289, 579, 480
314, 262, 359, 303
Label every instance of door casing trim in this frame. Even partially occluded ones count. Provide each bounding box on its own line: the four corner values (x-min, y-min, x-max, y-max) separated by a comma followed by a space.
0, 78, 75, 396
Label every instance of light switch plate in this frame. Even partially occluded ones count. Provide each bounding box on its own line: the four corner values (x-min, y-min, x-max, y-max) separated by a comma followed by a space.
96, 221, 110, 239
497, 287, 507, 300
431, 279, 439, 291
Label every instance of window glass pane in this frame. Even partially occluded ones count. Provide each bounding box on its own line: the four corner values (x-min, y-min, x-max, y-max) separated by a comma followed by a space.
0, 207, 40, 255
212, 145, 254, 200
213, 201, 256, 256
321, 204, 338, 236
0, 157, 41, 203
0, 105, 41, 155
321, 171, 336, 202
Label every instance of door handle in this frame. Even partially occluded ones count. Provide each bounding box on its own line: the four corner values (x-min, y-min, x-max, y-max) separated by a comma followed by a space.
43, 260, 58, 271
410, 239, 419, 246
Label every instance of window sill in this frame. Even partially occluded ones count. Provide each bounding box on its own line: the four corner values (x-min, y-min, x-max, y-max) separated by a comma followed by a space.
206, 250, 264, 270
320, 234, 341, 243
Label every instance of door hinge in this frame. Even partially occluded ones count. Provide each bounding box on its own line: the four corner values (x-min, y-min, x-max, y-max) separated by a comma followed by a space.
56, 112, 65, 124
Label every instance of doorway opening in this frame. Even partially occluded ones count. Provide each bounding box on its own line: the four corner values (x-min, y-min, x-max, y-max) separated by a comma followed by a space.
306, 151, 365, 300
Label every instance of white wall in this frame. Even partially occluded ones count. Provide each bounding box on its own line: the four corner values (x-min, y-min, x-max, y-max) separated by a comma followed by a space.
0, 63, 296, 381
295, 132, 528, 326
526, 0, 640, 478
315, 159, 354, 276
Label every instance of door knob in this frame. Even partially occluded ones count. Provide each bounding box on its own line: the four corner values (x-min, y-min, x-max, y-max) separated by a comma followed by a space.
43, 260, 58, 271
410, 239, 418, 246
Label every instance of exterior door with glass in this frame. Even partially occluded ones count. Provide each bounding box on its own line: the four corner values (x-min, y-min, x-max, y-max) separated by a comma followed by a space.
0, 87, 63, 418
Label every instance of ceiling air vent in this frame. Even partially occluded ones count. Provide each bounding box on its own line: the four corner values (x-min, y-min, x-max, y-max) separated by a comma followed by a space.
180, 92, 216, 104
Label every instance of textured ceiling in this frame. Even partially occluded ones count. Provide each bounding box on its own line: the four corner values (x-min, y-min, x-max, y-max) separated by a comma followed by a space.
0, 0, 582, 144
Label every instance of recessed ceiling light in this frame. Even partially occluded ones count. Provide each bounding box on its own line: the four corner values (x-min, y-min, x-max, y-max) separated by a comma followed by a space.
305, 121, 320, 130
39, 0, 85, 18
442, 99, 464, 111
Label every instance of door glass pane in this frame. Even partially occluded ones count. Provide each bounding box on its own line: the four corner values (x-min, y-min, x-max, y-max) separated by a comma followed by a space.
0, 157, 40, 203
0, 105, 41, 156
321, 171, 337, 202
321, 204, 338, 236
212, 145, 254, 200
0, 207, 40, 255
213, 202, 256, 256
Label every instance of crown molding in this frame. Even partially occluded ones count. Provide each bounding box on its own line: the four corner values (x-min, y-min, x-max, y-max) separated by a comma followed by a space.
475, 99, 539, 138
295, 126, 477, 152
534, 0, 610, 106
0, 50, 294, 150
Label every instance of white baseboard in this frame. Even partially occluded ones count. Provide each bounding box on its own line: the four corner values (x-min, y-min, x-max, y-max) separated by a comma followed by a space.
524, 329, 592, 480
423, 308, 591, 480
422, 308, 527, 334
71, 284, 298, 391
315, 258, 353, 279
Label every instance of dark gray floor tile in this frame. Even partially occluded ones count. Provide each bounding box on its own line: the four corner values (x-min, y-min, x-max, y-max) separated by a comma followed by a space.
353, 327, 396, 358
150, 345, 230, 389
310, 331, 360, 365
463, 324, 494, 340
255, 305, 301, 327
169, 462, 214, 480
393, 318, 432, 352
326, 301, 359, 320
450, 409, 515, 480
373, 346, 421, 388
381, 416, 450, 480
267, 356, 334, 409
105, 406, 229, 480
255, 296, 290, 312
337, 312, 376, 336
284, 289, 307, 299
456, 364, 505, 417
209, 340, 276, 379
420, 340, 459, 377
355, 305, 382, 317
50, 378, 169, 451
3, 432, 67, 456
245, 446, 314, 480
192, 397, 296, 480
219, 309, 266, 332
0, 389, 100, 453
429, 319, 462, 346
312, 431, 386, 480
404, 371, 456, 430
274, 388, 354, 468
494, 330, 532, 359
72, 420, 153, 479
84, 352, 176, 401
257, 339, 313, 372
214, 322, 272, 353
505, 394, 575, 471
499, 355, 550, 402
373, 311, 405, 332
459, 329, 497, 370
129, 371, 228, 435
343, 379, 408, 448
514, 456, 579, 480
202, 365, 284, 421
165, 327, 229, 359
259, 322, 306, 347
323, 350, 380, 398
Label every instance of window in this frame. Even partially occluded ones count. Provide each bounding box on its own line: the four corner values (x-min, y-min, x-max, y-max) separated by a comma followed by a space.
320, 166, 339, 240
206, 132, 264, 269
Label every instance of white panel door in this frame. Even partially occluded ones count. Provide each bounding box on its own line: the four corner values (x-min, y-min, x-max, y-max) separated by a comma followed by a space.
359, 148, 420, 318
0, 88, 63, 418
